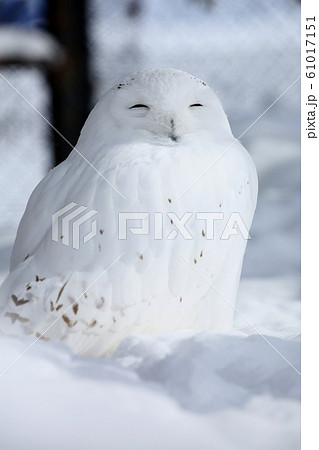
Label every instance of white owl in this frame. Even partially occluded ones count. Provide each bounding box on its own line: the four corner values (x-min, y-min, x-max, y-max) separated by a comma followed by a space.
0, 69, 257, 355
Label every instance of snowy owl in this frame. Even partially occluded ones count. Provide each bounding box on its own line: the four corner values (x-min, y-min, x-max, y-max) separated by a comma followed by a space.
0, 69, 257, 355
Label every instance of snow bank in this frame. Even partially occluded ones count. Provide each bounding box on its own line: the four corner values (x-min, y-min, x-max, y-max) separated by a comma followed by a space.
0, 26, 64, 66
0, 329, 300, 450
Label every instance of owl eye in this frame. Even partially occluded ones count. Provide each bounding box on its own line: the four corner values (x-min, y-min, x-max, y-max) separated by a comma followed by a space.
129, 104, 149, 109
189, 103, 203, 107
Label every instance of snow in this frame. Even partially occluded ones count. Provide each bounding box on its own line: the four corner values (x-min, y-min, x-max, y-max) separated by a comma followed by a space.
0, 330, 300, 450
0, 0, 300, 448
0, 26, 64, 66
0, 68, 50, 231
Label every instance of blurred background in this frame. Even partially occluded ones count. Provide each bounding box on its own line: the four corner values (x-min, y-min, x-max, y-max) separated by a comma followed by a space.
0, 0, 300, 330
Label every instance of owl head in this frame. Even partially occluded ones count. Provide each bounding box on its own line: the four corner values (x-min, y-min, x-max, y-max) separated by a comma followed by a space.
77, 68, 233, 153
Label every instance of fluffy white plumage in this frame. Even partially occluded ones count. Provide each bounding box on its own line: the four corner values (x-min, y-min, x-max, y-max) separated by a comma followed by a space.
0, 69, 257, 355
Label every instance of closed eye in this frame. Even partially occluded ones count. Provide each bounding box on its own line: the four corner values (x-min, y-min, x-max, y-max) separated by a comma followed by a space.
189, 103, 203, 107
129, 104, 149, 109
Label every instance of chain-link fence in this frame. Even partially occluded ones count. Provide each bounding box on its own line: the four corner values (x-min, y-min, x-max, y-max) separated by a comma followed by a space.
89, 0, 300, 131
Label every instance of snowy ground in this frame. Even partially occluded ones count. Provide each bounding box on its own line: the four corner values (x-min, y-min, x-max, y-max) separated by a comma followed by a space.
0, 1, 300, 448
0, 331, 300, 450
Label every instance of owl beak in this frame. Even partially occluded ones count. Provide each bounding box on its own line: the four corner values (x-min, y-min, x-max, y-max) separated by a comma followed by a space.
169, 118, 179, 142
169, 134, 178, 142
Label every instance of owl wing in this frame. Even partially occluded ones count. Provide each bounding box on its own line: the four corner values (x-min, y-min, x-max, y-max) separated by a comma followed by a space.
10, 158, 71, 271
